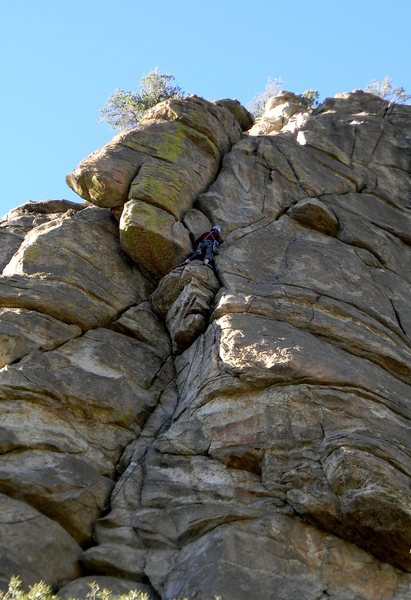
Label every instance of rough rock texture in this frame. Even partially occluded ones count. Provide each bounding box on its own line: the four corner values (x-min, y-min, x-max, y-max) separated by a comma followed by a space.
66, 96, 253, 279
249, 91, 310, 136
0, 200, 85, 271
0, 91, 410, 599
1, 205, 152, 328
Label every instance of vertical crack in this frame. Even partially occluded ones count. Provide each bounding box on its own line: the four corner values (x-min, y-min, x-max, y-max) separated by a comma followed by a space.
389, 298, 407, 336
274, 143, 310, 196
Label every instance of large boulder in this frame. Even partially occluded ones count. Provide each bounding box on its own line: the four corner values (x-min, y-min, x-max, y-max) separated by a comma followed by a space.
0, 206, 151, 328
66, 96, 250, 279
0, 494, 81, 590
119, 200, 192, 280
163, 515, 409, 600
0, 199, 84, 270
0, 308, 81, 368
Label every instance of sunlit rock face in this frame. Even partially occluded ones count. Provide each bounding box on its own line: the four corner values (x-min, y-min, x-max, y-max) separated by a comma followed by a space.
248, 90, 310, 135
66, 96, 253, 280
0, 92, 410, 599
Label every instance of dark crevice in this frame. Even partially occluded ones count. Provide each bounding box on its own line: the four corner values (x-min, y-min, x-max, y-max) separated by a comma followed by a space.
390, 299, 407, 336
366, 219, 411, 247
352, 242, 383, 265
368, 125, 386, 163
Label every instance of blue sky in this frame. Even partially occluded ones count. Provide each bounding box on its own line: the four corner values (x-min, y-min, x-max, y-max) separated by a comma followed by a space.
0, 0, 410, 217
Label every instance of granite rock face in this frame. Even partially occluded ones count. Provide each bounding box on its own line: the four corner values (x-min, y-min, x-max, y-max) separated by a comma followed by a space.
66, 96, 253, 279
249, 91, 310, 135
0, 91, 410, 599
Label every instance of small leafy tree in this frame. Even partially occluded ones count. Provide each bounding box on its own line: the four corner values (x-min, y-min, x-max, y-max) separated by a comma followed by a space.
99, 68, 185, 131
364, 77, 410, 103
247, 77, 283, 118
300, 89, 320, 108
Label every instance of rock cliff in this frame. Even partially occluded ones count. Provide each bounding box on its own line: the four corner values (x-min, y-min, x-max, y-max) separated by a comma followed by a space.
0, 92, 410, 600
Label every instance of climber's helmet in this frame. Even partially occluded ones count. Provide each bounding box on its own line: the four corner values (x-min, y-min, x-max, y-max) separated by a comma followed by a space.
212, 225, 221, 232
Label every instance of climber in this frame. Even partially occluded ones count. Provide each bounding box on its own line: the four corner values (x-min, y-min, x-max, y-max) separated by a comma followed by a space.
184, 225, 224, 267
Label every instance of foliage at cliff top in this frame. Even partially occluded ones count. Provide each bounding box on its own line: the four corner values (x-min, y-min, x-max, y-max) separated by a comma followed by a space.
364, 76, 410, 103
246, 76, 283, 117
99, 69, 410, 133
99, 69, 185, 131
247, 77, 320, 117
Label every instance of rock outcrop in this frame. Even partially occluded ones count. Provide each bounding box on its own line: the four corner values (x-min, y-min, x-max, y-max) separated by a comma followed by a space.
66, 96, 253, 280
0, 92, 410, 599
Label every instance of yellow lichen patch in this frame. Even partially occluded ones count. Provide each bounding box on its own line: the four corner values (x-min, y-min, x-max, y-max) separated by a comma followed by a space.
120, 200, 192, 279
122, 122, 186, 163
129, 162, 196, 219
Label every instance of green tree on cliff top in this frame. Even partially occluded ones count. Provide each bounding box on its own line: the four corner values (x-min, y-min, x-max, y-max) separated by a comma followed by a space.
364, 77, 410, 103
247, 77, 320, 117
247, 77, 283, 117
99, 69, 185, 131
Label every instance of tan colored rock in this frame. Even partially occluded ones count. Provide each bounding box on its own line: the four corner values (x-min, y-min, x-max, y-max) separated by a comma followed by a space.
166, 280, 214, 353
93, 91, 410, 595
0, 207, 151, 329
211, 289, 411, 384
197, 133, 356, 237
4, 199, 84, 220
0, 308, 81, 368
218, 216, 401, 333
119, 200, 192, 280
66, 130, 143, 208
372, 268, 411, 338
323, 191, 411, 244
135, 448, 268, 520
152, 319, 411, 571
151, 262, 219, 317
214, 313, 409, 394
128, 161, 195, 220
249, 91, 308, 136
330, 200, 411, 282
0, 200, 84, 271
0, 229, 24, 271
214, 98, 254, 131
182, 207, 212, 241
111, 301, 171, 360
149, 263, 220, 352
0, 400, 92, 457
1, 92, 411, 598
67, 96, 249, 278
0, 325, 174, 553
287, 197, 339, 235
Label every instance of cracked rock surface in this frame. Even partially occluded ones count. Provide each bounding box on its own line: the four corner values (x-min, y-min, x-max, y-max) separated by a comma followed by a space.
0, 92, 410, 599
